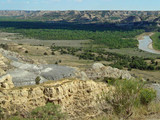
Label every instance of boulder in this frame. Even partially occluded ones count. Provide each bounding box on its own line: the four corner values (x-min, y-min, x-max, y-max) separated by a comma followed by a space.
0, 68, 6, 76
73, 67, 89, 80
92, 63, 105, 71
0, 74, 14, 89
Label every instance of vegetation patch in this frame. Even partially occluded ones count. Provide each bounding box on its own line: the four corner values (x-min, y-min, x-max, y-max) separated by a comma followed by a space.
151, 32, 160, 50
1, 103, 66, 120
105, 79, 157, 119
0, 21, 144, 49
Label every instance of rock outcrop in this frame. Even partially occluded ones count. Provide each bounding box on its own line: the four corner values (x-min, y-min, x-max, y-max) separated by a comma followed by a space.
0, 74, 14, 89
0, 79, 111, 119
0, 68, 5, 76
0, 48, 79, 87
0, 53, 8, 70
0, 53, 9, 76
74, 67, 89, 80
86, 63, 133, 80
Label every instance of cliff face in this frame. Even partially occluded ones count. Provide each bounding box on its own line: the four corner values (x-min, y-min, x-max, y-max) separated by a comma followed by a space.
0, 79, 111, 119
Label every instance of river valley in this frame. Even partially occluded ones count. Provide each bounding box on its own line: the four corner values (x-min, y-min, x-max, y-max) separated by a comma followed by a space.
138, 35, 160, 54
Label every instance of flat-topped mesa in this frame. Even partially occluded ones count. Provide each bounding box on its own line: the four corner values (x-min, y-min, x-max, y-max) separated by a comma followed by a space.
0, 79, 112, 119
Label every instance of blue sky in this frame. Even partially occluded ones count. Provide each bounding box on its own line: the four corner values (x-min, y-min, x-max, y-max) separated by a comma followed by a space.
0, 0, 160, 11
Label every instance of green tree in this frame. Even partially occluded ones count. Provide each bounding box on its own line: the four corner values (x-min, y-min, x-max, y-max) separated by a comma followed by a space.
35, 76, 41, 85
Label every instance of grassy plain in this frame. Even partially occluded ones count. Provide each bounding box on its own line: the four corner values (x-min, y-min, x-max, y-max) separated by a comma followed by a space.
151, 32, 160, 50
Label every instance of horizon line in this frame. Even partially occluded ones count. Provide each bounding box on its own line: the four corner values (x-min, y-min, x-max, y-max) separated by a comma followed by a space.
0, 9, 160, 12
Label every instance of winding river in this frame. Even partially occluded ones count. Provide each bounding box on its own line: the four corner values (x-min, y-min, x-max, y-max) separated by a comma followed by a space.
138, 36, 160, 54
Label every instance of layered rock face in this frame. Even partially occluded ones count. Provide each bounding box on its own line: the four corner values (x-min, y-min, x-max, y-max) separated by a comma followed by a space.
0, 79, 111, 119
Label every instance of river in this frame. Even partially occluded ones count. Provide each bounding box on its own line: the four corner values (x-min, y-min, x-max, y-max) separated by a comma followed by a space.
138, 36, 160, 54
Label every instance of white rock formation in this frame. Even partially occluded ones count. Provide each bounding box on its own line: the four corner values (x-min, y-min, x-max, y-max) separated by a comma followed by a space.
0, 74, 14, 89
86, 63, 133, 80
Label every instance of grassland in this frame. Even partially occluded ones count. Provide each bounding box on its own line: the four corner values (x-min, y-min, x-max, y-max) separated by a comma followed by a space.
106, 48, 160, 58
1, 28, 142, 49
151, 32, 160, 50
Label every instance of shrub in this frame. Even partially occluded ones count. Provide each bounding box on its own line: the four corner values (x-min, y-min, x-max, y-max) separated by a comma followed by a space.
35, 76, 41, 85
0, 44, 9, 50
30, 103, 66, 120
59, 60, 62, 63
52, 51, 55, 55
105, 79, 144, 119
44, 52, 48, 55
103, 77, 116, 85
25, 50, 28, 53
8, 103, 66, 120
140, 88, 156, 105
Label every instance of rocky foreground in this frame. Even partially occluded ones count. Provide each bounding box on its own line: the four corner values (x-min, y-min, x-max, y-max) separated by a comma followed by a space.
0, 79, 112, 120
0, 47, 160, 119
0, 47, 133, 119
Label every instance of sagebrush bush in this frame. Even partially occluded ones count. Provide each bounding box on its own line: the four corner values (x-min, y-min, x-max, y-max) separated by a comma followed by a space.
103, 77, 116, 85
105, 79, 144, 119
140, 88, 156, 105
35, 76, 41, 85
30, 103, 66, 120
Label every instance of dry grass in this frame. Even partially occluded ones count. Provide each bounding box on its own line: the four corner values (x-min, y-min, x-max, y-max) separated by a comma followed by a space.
131, 69, 160, 83
130, 102, 160, 120
93, 102, 160, 120
5, 43, 96, 70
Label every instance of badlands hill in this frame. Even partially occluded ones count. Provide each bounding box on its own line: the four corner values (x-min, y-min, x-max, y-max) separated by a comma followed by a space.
0, 10, 160, 23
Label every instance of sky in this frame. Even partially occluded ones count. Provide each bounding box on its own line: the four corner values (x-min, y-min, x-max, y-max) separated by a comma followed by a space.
0, 0, 160, 11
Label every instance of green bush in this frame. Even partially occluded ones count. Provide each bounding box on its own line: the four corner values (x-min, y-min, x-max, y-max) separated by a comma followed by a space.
7, 103, 66, 120
140, 88, 156, 105
44, 52, 48, 55
105, 79, 144, 119
30, 103, 66, 120
35, 76, 41, 85
103, 77, 116, 85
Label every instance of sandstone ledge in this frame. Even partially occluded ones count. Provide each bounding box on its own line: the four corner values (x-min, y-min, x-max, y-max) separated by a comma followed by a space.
0, 79, 111, 119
